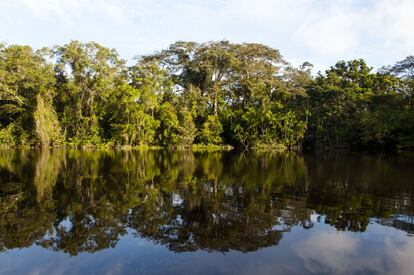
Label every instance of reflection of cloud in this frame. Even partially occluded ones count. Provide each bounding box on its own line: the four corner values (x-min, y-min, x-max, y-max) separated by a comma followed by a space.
384, 238, 414, 275
104, 262, 123, 275
294, 230, 414, 275
294, 231, 360, 274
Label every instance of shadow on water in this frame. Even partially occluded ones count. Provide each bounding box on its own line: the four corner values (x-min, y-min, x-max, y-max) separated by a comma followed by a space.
0, 149, 414, 255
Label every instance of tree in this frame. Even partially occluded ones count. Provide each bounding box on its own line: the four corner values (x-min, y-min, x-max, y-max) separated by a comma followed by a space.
1, 40, 413, 151
307, 59, 401, 149
177, 109, 197, 147
391, 56, 414, 106
0, 44, 62, 147
199, 115, 223, 145
143, 41, 308, 148
107, 84, 159, 146
389, 56, 414, 149
156, 102, 179, 146
53, 41, 126, 145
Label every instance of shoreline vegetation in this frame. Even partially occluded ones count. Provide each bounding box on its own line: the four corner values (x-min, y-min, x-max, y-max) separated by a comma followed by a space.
0, 143, 236, 152
1, 40, 413, 152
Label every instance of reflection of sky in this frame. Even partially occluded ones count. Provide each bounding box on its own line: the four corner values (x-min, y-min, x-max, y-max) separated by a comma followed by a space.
1, 222, 414, 275
293, 223, 414, 275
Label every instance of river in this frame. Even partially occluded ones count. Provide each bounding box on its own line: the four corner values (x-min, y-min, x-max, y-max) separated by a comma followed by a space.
0, 150, 413, 275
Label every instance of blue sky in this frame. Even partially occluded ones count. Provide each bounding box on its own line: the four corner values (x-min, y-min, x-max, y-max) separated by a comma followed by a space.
0, 0, 413, 72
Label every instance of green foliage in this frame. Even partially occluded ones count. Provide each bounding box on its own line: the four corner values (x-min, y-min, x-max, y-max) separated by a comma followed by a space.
53, 41, 126, 146
177, 109, 197, 147
34, 94, 63, 147
307, 59, 403, 149
156, 102, 179, 146
0, 41, 413, 151
199, 115, 223, 145
0, 44, 62, 147
0, 124, 15, 147
108, 84, 160, 146
144, 41, 308, 149
395, 109, 414, 150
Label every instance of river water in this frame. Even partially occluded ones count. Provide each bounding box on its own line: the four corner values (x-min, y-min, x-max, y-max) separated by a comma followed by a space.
0, 150, 413, 275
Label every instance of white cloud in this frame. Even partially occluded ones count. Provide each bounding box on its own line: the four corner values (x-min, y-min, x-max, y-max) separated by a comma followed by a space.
0, 0, 413, 70
294, 12, 359, 56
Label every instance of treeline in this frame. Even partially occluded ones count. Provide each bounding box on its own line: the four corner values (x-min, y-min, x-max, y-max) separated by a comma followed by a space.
0, 40, 413, 150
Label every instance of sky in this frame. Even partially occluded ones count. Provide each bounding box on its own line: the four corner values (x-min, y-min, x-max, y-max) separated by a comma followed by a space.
0, 0, 413, 72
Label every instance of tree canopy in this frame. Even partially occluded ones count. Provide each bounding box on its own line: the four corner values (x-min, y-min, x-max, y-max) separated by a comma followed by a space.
1, 40, 413, 150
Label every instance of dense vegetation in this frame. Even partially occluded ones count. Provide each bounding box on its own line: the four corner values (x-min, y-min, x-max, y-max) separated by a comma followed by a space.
1, 41, 413, 150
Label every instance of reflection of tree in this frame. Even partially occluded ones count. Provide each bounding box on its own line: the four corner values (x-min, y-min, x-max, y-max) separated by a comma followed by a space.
0, 150, 56, 251
125, 152, 313, 252
377, 215, 414, 234
0, 150, 414, 255
305, 154, 414, 232
128, 186, 288, 253
34, 149, 64, 204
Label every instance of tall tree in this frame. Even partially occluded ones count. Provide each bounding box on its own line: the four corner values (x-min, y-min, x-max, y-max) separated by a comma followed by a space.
0, 44, 61, 146
307, 59, 401, 149
53, 41, 126, 145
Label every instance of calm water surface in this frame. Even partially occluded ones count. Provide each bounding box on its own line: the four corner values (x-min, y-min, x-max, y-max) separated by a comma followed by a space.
0, 150, 414, 275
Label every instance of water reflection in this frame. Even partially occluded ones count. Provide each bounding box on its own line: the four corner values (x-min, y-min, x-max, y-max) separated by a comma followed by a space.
0, 150, 413, 258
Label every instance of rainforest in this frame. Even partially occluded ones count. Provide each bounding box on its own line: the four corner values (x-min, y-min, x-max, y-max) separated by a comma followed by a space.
1, 40, 413, 151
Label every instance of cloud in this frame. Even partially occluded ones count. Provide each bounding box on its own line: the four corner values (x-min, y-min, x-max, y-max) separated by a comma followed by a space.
8, 0, 125, 23
0, 0, 413, 70
293, 12, 358, 56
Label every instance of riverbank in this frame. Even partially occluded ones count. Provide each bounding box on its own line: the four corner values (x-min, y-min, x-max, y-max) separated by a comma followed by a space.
0, 143, 236, 152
